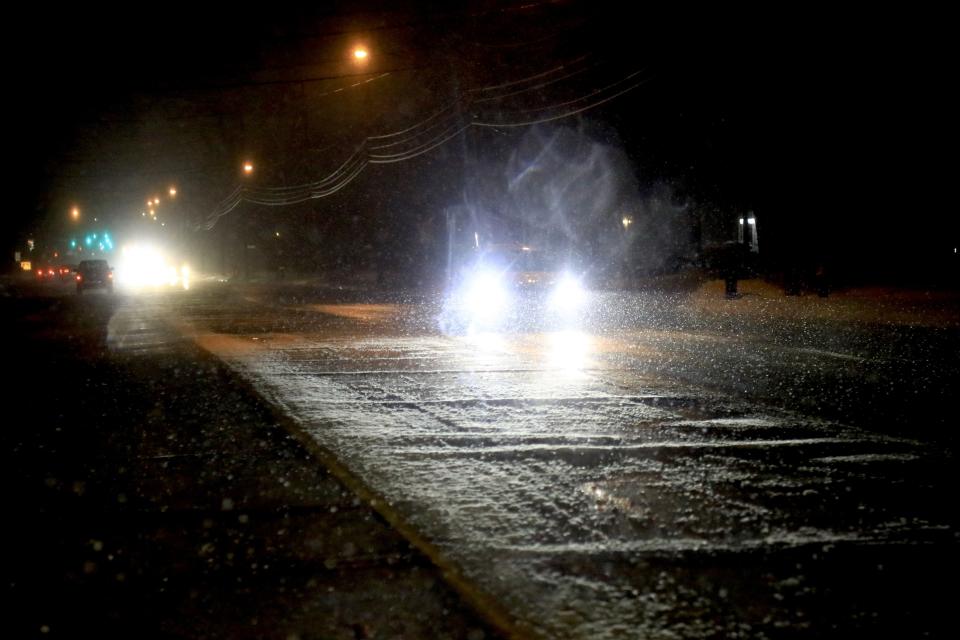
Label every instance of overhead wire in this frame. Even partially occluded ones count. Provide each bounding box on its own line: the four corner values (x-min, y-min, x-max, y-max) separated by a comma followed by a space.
470, 59, 598, 105
514, 66, 649, 114
473, 73, 652, 128
369, 123, 472, 164
311, 72, 394, 99
203, 50, 652, 229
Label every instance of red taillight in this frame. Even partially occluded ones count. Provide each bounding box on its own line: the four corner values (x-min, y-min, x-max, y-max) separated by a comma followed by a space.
76, 275, 82, 281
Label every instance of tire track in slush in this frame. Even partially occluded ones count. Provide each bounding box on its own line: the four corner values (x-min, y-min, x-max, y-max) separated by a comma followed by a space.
182, 325, 947, 639
170, 295, 951, 638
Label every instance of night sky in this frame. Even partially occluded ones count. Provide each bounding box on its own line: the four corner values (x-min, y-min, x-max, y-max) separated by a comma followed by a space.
5, 4, 954, 283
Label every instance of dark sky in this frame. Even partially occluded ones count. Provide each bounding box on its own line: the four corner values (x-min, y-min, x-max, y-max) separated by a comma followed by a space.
6, 3, 954, 278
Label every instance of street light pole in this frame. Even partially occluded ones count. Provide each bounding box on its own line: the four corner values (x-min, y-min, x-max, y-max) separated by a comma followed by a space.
240, 161, 256, 280
168, 185, 187, 260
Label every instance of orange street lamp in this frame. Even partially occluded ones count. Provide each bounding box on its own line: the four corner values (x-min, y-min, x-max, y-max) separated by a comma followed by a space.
243, 161, 254, 175
169, 186, 177, 197
353, 47, 368, 61
71, 206, 80, 221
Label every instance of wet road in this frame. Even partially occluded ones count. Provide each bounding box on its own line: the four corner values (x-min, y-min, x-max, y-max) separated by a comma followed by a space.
130, 282, 956, 638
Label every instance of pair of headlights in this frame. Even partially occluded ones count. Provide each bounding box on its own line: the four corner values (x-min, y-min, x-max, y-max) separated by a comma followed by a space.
460, 271, 587, 322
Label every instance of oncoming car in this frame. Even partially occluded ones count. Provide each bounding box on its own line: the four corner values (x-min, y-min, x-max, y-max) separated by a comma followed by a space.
441, 243, 588, 333
75, 259, 114, 294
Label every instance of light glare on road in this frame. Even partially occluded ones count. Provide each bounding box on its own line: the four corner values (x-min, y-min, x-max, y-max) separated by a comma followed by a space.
545, 330, 591, 371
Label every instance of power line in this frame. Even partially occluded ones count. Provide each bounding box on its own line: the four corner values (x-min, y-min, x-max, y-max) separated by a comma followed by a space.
202, 59, 653, 230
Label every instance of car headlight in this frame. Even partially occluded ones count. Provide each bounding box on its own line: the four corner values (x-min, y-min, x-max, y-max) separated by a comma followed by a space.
464, 271, 509, 319
548, 274, 586, 312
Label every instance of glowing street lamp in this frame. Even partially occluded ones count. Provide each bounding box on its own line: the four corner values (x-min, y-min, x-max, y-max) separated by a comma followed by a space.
71, 206, 80, 221
353, 47, 368, 61
243, 161, 254, 175
169, 186, 177, 197
621, 215, 633, 231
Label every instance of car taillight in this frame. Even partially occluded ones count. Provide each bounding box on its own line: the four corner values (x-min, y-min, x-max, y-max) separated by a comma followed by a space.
76, 274, 82, 281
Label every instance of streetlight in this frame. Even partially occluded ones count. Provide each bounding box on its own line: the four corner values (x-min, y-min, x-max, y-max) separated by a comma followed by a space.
71, 206, 80, 221
169, 186, 177, 197
243, 161, 254, 175
621, 215, 633, 231
353, 46, 369, 61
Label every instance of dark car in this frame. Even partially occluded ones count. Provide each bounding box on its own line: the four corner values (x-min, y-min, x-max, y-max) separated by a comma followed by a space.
76, 259, 114, 294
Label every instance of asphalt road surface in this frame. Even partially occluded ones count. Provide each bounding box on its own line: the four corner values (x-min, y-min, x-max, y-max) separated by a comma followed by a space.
7, 276, 958, 638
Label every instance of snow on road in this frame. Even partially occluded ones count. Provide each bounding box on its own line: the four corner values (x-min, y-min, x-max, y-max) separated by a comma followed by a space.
171, 296, 954, 638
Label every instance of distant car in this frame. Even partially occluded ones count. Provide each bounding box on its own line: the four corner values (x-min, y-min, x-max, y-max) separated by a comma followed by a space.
76, 259, 114, 294
35, 266, 57, 281
34, 265, 75, 282
441, 243, 588, 332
